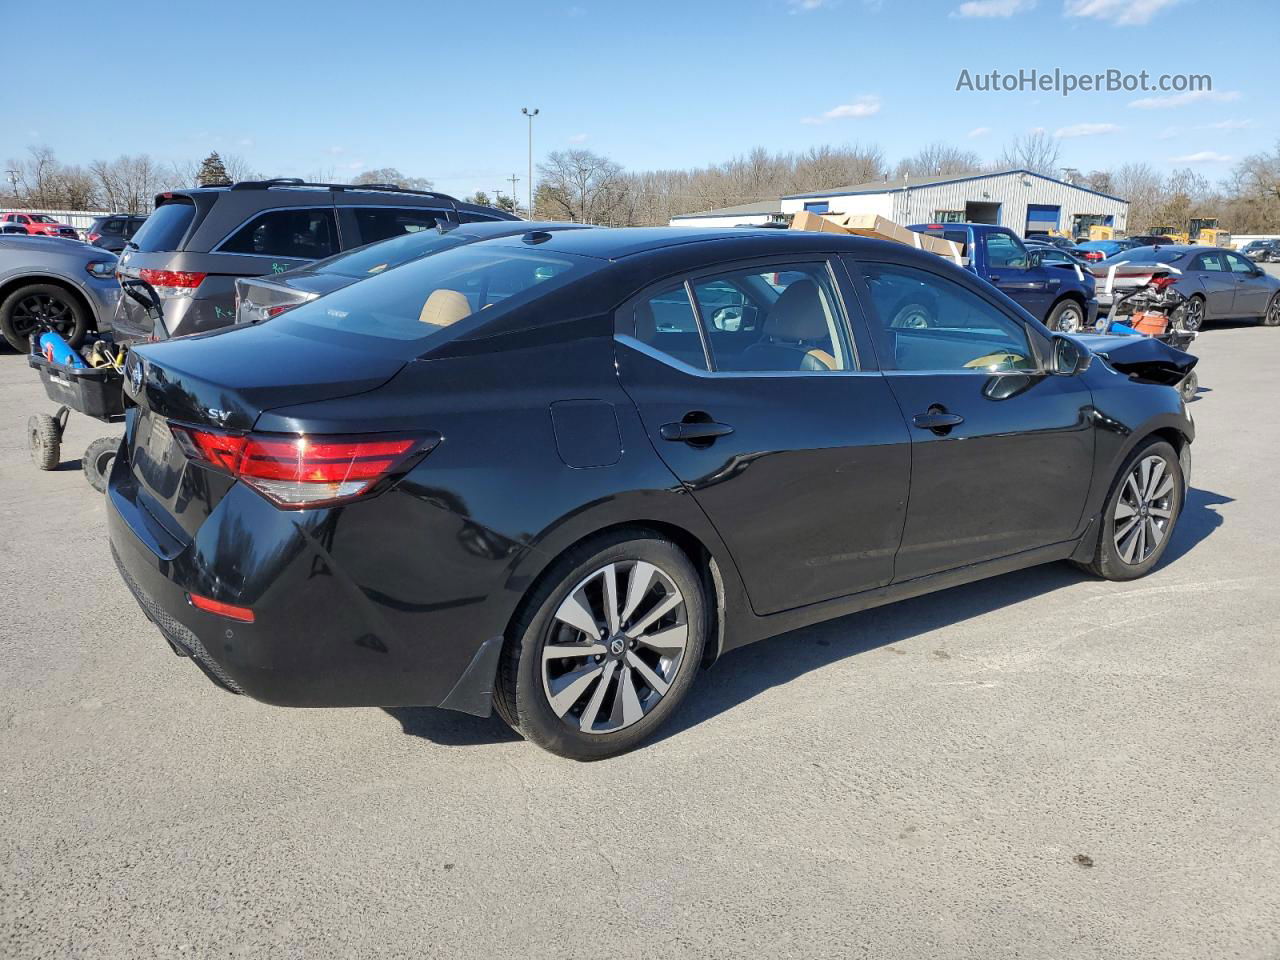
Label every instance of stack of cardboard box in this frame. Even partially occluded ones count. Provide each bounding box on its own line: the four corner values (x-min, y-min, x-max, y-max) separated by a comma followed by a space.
790, 211, 964, 263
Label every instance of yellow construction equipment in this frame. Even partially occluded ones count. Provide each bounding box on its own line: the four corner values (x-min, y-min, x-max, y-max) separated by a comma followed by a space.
1088, 224, 1114, 242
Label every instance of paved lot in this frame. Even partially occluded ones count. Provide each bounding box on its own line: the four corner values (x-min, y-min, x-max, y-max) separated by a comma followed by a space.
1, 318, 1278, 959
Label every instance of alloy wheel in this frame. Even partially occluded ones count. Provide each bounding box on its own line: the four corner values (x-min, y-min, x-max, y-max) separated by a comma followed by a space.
1265, 295, 1280, 327
1183, 297, 1204, 332
11, 293, 73, 339
1057, 306, 1083, 333
541, 560, 688, 735
1113, 454, 1175, 565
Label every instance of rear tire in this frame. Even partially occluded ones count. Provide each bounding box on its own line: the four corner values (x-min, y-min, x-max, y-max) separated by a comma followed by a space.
28, 414, 61, 470
495, 530, 706, 760
1046, 299, 1086, 333
82, 436, 119, 493
1076, 438, 1183, 581
1182, 294, 1206, 332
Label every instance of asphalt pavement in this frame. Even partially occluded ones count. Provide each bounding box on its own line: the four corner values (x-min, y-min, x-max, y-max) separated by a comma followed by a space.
1, 314, 1277, 959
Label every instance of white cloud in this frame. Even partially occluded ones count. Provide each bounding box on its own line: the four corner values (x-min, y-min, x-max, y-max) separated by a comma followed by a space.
568, 133, 589, 144
1156, 126, 1181, 140
951, 0, 1034, 17
1203, 118, 1253, 131
1167, 151, 1233, 164
788, 0, 828, 10
1065, 0, 1179, 25
801, 95, 881, 124
1129, 89, 1240, 109
967, 126, 992, 138
1054, 122, 1121, 138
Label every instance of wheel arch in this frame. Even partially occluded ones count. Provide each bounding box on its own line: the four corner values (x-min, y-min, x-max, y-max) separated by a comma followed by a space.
0, 273, 98, 330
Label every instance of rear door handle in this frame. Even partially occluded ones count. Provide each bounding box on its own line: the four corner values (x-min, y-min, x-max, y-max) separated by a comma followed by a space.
912, 411, 965, 433
660, 420, 734, 443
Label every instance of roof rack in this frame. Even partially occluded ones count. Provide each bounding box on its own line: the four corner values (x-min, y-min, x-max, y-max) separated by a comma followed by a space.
228, 178, 460, 209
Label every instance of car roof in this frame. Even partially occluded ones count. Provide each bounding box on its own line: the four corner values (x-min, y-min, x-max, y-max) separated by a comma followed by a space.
448, 219, 594, 238
476, 226, 902, 261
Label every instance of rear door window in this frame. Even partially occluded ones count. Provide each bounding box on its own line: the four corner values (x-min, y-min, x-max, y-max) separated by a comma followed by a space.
1193, 253, 1226, 272
353, 207, 452, 245
219, 208, 338, 259
131, 200, 197, 252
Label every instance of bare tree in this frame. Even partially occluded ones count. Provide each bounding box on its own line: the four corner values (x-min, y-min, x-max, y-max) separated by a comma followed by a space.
536, 149, 626, 223
894, 142, 983, 178
353, 167, 434, 190
1084, 169, 1115, 194
997, 131, 1061, 177
1111, 163, 1164, 231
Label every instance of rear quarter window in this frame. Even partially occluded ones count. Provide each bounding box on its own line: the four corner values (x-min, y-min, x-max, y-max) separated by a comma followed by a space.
219, 208, 338, 260
131, 200, 196, 252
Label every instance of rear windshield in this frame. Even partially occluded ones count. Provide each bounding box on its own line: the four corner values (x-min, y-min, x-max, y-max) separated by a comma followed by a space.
314, 228, 469, 279
1104, 247, 1188, 263
130, 199, 196, 252
276, 242, 603, 346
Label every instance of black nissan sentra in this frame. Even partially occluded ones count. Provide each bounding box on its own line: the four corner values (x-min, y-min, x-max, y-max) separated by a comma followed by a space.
108, 227, 1196, 759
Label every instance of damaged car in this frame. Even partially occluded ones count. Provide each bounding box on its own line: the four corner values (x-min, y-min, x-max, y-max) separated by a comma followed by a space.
107, 228, 1195, 759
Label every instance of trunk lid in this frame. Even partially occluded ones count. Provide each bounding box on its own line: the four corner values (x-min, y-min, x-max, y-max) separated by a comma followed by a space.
124, 321, 411, 540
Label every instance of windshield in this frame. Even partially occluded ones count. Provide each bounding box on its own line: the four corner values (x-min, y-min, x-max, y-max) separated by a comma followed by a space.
314, 229, 470, 279
277, 242, 603, 346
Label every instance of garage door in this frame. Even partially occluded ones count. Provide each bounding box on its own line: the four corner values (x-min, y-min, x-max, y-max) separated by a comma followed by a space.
1026, 204, 1060, 235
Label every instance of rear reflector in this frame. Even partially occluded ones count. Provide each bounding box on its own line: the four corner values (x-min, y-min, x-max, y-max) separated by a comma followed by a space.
139, 268, 207, 298
188, 592, 255, 623
169, 426, 436, 508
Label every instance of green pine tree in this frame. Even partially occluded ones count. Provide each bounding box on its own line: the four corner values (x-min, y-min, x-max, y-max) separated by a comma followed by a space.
197, 152, 232, 187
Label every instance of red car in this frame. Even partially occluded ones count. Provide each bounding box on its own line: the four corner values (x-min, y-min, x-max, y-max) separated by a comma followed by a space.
1, 212, 79, 239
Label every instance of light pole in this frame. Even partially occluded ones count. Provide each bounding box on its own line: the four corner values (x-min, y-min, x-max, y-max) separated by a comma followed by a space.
521, 107, 538, 216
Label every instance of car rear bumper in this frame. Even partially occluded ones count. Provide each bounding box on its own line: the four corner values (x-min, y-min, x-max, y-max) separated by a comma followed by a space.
105, 441, 516, 714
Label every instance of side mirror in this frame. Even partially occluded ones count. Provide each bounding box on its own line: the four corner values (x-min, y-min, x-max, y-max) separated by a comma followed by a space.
1052, 335, 1091, 376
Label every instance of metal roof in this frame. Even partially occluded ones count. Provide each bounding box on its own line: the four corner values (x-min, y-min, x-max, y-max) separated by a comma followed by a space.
669, 199, 785, 220
783, 168, 1127, 204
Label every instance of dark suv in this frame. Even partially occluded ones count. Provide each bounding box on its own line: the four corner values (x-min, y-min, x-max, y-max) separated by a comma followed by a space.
87, 214, 148, 253
111, 179, 518, 341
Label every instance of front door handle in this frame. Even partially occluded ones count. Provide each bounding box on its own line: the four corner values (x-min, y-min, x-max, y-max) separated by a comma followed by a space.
912, 410, 965, 434
660, 420, 734, 443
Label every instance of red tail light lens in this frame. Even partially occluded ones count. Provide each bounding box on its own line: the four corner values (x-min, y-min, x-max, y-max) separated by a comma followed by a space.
1150, 275, 1178, 290
87, 232, 101, 243
169, 426, 436, 508
1083, 251, 1104, 260
139, 268, 207, 298
188, 592, 255, 623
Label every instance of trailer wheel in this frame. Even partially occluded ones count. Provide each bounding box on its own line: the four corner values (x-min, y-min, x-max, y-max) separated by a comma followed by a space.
82, 437, 119, 493
28, 414, 61, 470
1179, 371, 1199, 403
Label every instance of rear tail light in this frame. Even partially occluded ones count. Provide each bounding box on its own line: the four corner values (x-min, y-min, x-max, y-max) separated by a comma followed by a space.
1150, 275, 1178, 290
169, 426, 437, 508
87, 232, 101, 243
139, 268, 207, 298
1083, 251, 1104, 261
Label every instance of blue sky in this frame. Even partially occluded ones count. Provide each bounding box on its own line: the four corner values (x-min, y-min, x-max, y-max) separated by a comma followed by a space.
1, 0, 1273, 197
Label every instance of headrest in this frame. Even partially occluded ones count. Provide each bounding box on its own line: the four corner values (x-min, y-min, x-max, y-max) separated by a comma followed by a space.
763, 279, 829, 341
418, 289, 471, 327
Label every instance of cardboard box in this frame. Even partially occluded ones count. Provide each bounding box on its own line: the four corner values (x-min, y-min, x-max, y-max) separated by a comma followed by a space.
789, 210, 852, 235
790, 210, 965, 263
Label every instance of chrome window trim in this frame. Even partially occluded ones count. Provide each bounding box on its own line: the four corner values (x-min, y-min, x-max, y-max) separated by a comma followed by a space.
616, 335, 885, 380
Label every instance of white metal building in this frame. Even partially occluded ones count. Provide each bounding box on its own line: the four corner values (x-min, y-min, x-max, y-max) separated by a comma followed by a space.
667, 199, 785, 229
670, 169, 1129, 238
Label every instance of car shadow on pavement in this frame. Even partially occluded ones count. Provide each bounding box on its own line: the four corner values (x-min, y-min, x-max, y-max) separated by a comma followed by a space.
386, 487, 1231, 751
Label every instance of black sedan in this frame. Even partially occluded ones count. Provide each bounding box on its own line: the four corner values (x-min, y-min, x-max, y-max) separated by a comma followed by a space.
108, 228, 1196, 759
234, 219, 593, 324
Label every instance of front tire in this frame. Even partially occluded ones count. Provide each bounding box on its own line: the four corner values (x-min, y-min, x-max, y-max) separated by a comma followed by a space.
495, 530, 706, 760
1, 283, 89, 351
1077, 438, 1184, 581
1263, 293, 1280, 327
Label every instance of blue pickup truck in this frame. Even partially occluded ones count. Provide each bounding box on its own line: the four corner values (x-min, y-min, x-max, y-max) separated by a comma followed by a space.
909, 222, 1097, 333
